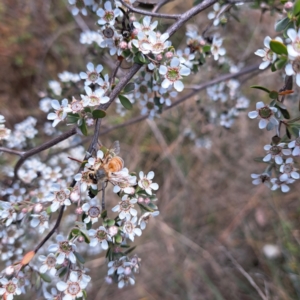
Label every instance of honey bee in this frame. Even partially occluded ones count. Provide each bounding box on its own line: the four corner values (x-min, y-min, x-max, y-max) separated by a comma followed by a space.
89, 141, 124, 185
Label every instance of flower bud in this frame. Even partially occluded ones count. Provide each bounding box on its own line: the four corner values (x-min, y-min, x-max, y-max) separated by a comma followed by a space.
120, 41, 128, 49
165, 51, 173, 59
156, 54, 163, 61
76, 207, 83, 215
108, 225, 118, 236
34, 203, 43, 213
284, 1, 293, 10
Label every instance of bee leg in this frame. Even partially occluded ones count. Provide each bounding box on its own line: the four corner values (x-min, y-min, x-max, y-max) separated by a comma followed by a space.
101, 182, 106, 211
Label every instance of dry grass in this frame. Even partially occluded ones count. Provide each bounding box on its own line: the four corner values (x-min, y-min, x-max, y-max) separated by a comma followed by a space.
1, 1, 300, 300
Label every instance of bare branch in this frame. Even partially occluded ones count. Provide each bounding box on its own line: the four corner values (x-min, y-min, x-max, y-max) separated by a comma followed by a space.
220, 245, 268, 300
119, 0, 180, 19
152, 0, 174, 13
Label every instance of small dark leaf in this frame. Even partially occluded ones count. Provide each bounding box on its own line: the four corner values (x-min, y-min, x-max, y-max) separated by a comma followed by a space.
287, 115, 300, 123
84, 107, 92, 113
119, 95, 133, 110
286, 126, 292, 139
40, 272, 52, 283
107, 219, 115, 226
101, 210, 107, 219
74, 251, 85, 264
271, 63, 277, 72
275, 103, 290, 119
92, 109, 106, 119
275, 17, 291, 32
270, 40, 288, 55
289, 123, 300, 136
123, 82, 135, 93
79, 119, 88, 136
275, 58, 287, 70
58, 267, 68, 278
137, 202, 155, 212
67, 113, 80, 124
250, 85, 270, 93
124, 246, 136, 255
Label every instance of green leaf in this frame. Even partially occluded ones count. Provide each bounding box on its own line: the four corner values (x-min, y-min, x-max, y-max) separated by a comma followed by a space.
119, 95, 133, 110
294, 0, 300, 15
275, 103, 290, 119
39, 272, 52, 283
203, 45, 211, 53
84, 107, 92, 113
137, 202, 155, 212
79, 118, 88, 136
123, 82, 135, 94
80, 229, 90, 243
275, 17, 291, 32
92, 109, 106, 119
289, 123, 300, 136
250, 85, 270, 93
101, 210, 107, 219
58, 267, 68, 277
269, 90, 279, 99
67, 113, 80, 124
287, 115, 300, 123
271, 63, 277, 72
74, 251, 85, 264
275, 58, 287, 70
269, 40, 288, 55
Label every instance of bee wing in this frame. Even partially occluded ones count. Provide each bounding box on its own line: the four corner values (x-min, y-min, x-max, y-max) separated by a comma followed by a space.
111, 140, 120, 155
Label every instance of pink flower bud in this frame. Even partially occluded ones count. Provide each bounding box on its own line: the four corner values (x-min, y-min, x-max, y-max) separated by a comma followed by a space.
108, 225, 118, 236
22, 208, 28, 213
34, 203, 43, 213
76, 207, 83, 214
105, 276, 113, 284
144, 198, 150, 204
130, 16, 136, 22
132, 29, 139, 36
284, 1, 293, 10
120, 41, 128, 49
5, 266, 14, 275
165, 52, 173, 59
77, 236, 84, 243
86, 118, 94, 127
156, 54, 163, 61
138, 197, 144, 203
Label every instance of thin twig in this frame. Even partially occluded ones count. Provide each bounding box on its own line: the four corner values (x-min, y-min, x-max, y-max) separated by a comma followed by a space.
152, 0, 174, 13
120, 0, 180, 19
0, 147, 24, 156
102, 182, 106, 211
220, 245, 268, 300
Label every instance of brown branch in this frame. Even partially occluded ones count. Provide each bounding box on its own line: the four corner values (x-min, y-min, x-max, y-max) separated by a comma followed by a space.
13, 127, 78, 181
120, 0, 180, 19
152, 0, 174, 13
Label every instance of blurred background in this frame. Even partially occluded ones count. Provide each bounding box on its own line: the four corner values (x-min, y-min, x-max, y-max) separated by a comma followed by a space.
1, 0, 300, 299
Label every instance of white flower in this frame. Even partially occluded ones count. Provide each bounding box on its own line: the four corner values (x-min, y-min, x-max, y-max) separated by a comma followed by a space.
97, 1, 121, 26
251, 173, 271, 188
118, 274, 135, 288
211, 36, 226, 60
255, 36, 283, 69
30, 211, 49, 233
80, 62, 103, 85
96, 73, 110, 92
74, 169, 97, 192
138, 211, 159, 230
248, 101, 278, 129
0, 124, 11, 141
207, 3, 221, 26
159, 57, 191, 92
271, 177, 294, 193
133, 16, 158, 35
288, 130, 300, 155
144, 31, 170, 55
107, 256, 130, 276
47, 99, 72, 127
177, 47, 195, 69
68, 0, 93, 16
0, 277, 22, 300
88, 226, 111, 249
39, 253, 57, 276
279, 157, 299, 181
132, 31, 152, 54
82, 203, 101, 224
263, 143, 291, 165
138, 171, 159, 195
0, 201, 17, 226
81, 86, 109, 106
49, 80, 62, 96
286, 28, 300, 57
57, 271, 89, 300
122, 216, 142, 241
112, 195, 137, 219
47, 184, 71, 212
58, 71, 80, 83
48, 235, 77, 264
